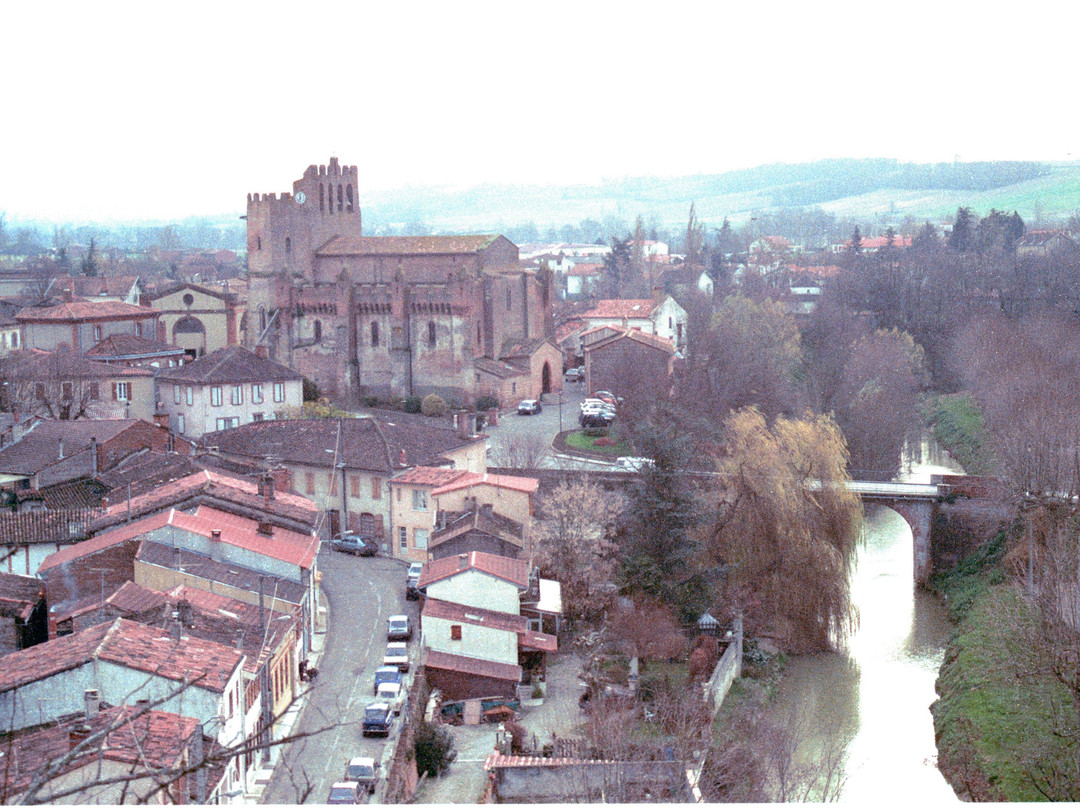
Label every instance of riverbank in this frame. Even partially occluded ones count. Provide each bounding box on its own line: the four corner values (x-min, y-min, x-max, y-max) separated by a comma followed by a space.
929, 531, 1080, 801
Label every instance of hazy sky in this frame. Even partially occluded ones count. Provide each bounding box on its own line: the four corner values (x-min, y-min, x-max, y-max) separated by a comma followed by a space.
4, 1, 1077, 222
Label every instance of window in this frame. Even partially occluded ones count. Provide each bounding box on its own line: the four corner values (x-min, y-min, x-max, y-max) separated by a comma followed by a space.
185, 386, 194, 405
216, 417, 239, 430
285, 236, 291, 255
350, 476, 360, 498
427, 321, 436, 349
61, 382, 72, 400
398, 526, 407, 551
371, 476, 381, 500
173, 384, 181, 404
412, 489, 427, 511
114, 382, 131, 402
177, 414, 185, 433
231, 384, 243, 405
210, 386, 223, 406
371, 321, 379, 348
134, 321, 142, 337
251, 383, 263, 403
88, 382, 99, 400
450, 624, 462, 641
415, 528, 429, 550
313, 320, 322, 343
11, 332, 18, 349
273, 382, 285, 403
305, 472, 315, 495
93, 325, 102, 342
506, 288, 512, 310
252, 412, 264, 422
668, 317, 673, 329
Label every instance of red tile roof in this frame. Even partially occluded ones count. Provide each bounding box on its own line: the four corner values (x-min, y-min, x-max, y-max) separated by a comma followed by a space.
416, 551, 529, 590
587, 328, 676, 355
582, 299, 657, 320
85, 333, 185, 359
97, 619, 243, 692
2, 705, 201, 798
567, 263, 602, 277
0, 419, 146, 477
431, 472, 539, 497
156, 346, 302, 384
422, 648, 522, 682
0, 573, 45, 621
40, 505, 318, 573
390, 466, 472, 488
106, 580, 169, 615
15, 300, 157, 323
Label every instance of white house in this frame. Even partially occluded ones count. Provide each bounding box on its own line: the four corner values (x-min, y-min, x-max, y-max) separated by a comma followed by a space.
156, 345, 303, 438
580, 294, 688, 352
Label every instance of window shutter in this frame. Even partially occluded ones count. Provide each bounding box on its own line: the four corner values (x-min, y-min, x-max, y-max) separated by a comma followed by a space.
375, 514, 384, 538
112, 382, 118, 401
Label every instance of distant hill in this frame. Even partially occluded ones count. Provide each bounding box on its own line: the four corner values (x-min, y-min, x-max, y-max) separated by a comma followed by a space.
360, 158, 1080, 235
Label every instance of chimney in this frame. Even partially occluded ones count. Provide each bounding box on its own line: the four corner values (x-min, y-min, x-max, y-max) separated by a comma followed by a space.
652, 285, 664, 304
153, 412, 169, 428
90, 436, 98, 476
83, 689, 100, 720
458, 553, 468, 570
259, 471, 275, 503
254, 345, 268, 359
210, 529, 221, 542
270, 465, 289, 494
170, 611, 182, 640
69, 724, 92, 751
257, 521, 273, 536
57, 438, 64, 460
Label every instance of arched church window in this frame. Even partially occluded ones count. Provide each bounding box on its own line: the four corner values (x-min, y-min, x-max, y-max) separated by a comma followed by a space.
371, 321, 379, 348
428, 321, 436, 349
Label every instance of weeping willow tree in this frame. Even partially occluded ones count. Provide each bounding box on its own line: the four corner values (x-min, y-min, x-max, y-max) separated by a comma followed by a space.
706, 408, 863, 653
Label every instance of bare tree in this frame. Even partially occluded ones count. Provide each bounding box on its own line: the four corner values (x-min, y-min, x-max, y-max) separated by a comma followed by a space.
490, 432, 550, 469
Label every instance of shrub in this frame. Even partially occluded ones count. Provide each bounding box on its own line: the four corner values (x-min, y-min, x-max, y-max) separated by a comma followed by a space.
414, 721, 456, 777
583, 427, 609, 438
403, 396, 422, 414
361, 395, 380, 408
476, 394, 500, 412
593, 437, 616, 447
421, 394, 448, 417
302, 378, 320, 402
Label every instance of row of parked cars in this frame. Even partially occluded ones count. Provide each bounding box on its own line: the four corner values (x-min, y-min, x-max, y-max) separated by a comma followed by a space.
579, 390, 621, 428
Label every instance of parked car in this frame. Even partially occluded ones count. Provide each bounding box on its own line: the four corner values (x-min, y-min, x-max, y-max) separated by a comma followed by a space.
373, 665, 403, 695
331, 532, 377, 556
564, 367, 583, 381
406, 562, 424, 600
344, 756, 380, 793
377, 680, 407, 715
580, 398, 614, 411
327, 782, 363, 804
387, 614, 412, 641
383, 641, 410, 671
615, 456, 655, 472
593, 390, 624, 404
580, 411, 615, 428
362, 702, 395, 737
517, 399, 542, 415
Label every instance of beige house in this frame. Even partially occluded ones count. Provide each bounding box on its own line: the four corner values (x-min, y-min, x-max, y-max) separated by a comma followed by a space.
15, 299, 160, 355
156, 346, 303, 438
199, 416, 488, 541
145, 282, 243, 358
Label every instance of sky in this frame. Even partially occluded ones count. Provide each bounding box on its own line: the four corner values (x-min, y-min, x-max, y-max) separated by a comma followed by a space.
4, 0, 1079, 222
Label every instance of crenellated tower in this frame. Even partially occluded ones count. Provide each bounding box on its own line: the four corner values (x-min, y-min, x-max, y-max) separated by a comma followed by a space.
245, 157, 363, 359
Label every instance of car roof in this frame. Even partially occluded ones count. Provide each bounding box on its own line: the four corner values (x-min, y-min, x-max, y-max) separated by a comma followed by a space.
388, 613, 408, 620
331, 781, 358, 789
366, 701, 390, 710
386, 641, 407, 650
349, 756, 377, 766
375, 665, 400, 673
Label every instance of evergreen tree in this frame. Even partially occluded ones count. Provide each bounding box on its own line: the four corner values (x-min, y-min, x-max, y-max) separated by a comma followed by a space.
80, 237, 98, 277
850, 225, 863, 253
948, 207, 975, 252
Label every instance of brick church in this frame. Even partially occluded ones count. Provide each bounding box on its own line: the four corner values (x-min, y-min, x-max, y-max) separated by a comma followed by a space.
244, 157, 561, 405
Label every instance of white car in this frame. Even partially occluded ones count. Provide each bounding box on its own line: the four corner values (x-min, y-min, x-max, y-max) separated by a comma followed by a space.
383, 641, 409, 671
376, 680, 407, 715
615, 456, 655, 472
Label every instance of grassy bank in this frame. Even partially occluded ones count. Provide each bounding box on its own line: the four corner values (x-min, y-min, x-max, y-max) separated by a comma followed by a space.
922, 393, 996, 475
930, 532, 1080, 801
563, 430, 631, 456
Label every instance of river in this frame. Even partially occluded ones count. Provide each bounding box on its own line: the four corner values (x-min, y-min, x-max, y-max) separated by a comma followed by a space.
769, 438, 963, 801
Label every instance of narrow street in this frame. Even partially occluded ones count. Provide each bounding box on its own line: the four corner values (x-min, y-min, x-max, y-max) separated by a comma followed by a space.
260, 549, 417, 804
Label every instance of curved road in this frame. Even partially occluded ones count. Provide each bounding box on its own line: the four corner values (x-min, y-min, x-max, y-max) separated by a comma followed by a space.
261, 548, 417, 804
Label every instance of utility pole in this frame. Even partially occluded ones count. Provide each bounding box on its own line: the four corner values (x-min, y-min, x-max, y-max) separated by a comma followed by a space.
259, 575, 273, 767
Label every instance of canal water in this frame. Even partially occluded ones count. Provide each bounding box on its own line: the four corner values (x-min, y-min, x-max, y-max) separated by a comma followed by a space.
769, 438, 962, 801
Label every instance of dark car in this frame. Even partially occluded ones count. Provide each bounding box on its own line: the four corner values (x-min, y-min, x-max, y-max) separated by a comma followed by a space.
517, 399, 542, 415
580, 411, 615, 428
387, 614, 412, 641
374, 665, 404, 695
362, 702, 395, 737
406, 562, 423, 600
331, 532, 377, 556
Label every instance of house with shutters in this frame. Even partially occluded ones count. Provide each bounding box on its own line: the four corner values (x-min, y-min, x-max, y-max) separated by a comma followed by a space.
199, 415, 488, 540
416, 551, 558, 702
580, 293, 687, 352
15, 299, 160, 356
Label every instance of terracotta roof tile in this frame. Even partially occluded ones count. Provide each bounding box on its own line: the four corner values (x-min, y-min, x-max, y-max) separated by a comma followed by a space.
0, 419, 143, 476
582, 299, 658, 319
422, 647, 522, 682
0, 573, 45, 620
15, 300, 156, 322
105, 580, 169, 616
587, 329, 675, 354
423, 598, 529, 632
391, 466, 471, 488
0, 349, 152, 380
85, 333, 186, 359
416, 550, 529, 590
431, 472, 539, 496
